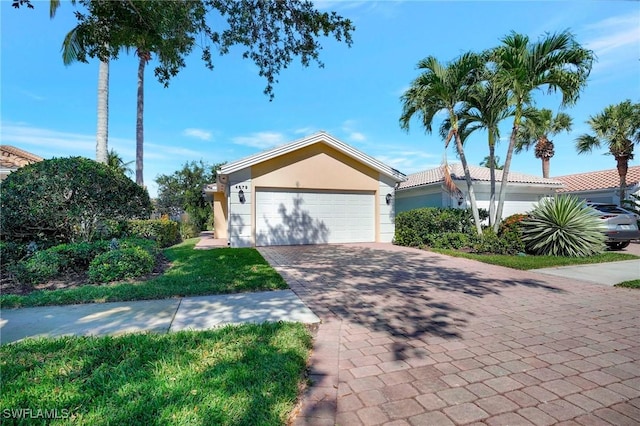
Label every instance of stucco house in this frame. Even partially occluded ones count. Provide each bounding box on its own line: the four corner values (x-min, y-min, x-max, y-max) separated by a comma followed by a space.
204, 132, 406, 247
395, 163, 563, 219
554, 165, 640, 205
0, 145, 43, 180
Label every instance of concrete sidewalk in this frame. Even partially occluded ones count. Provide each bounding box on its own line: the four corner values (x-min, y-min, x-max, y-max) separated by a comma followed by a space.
531, 259, 640, 286
0, 290, 320, 345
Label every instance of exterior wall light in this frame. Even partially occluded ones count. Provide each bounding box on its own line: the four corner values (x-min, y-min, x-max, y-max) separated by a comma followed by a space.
385, 193, 393, 205
457, 193, 464, 206
238, 189, 246, 204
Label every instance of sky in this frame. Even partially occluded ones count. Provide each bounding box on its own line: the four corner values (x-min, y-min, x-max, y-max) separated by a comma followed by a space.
1, 1, 639, 198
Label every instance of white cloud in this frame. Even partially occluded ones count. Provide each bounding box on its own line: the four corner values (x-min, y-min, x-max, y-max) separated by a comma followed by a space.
0, 123, 95, 156
341, 120, 368, 143
582, 13, 640, 72
183, 128, 212, 141
146, 142, 202, 159
293, 126, 317, 135
232, 131, 288, 149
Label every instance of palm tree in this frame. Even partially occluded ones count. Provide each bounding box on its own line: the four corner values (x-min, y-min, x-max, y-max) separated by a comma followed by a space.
400, 53, 485, 235
107, 149, 134, 177
515, 108, 573, 178
455, 74, 512, 226
480, 155, 503, 170
490, 30, 594, 232
52, 0, 110, 165
575, 100, 640, 206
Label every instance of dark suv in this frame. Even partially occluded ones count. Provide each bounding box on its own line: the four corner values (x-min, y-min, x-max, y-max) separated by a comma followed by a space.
587, 202, 640, 250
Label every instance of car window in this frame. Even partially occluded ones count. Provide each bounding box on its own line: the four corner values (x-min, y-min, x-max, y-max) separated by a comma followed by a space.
589, 204, 629, 214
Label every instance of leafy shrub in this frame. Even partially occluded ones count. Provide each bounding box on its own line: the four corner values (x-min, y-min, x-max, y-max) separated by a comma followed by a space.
48, 241, 111, 270
429, 232, 471, 249
119, 237, 160, 256
9, 251, 65, 285
470, 228, 524, 255
394, 207, 487, 247
88, 247, 155, 283
521, 195, 606, 257
179, 221, 201, 240
128, 219, 180, 247
0, 157, 152, 244
0, 241, 27, 268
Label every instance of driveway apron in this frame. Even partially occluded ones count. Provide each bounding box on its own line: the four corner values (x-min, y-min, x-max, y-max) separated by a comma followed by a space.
259, 243, 640, 426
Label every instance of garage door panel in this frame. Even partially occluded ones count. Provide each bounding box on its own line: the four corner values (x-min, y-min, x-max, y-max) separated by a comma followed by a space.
256, 190, 375, 246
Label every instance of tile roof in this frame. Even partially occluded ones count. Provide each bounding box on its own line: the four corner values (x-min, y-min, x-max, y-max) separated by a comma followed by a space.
398, 163, 563, 190
554, 165, 640, 193
1, 145, 43, 170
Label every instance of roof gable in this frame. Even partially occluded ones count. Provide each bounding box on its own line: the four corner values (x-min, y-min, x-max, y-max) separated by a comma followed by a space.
219, 132, 406, 182
398, 163, 563, 190
1, 145, 43, 169
554, 165, 640, 192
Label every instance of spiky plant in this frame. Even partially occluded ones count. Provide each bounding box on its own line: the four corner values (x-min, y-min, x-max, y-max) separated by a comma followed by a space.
521, 195, 606, 257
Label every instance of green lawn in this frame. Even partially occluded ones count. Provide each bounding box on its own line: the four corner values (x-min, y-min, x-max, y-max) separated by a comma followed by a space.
615, 279, 640, 289
0, 322, 312, 426
431, 248, 639, 270
0, 239, 288, 309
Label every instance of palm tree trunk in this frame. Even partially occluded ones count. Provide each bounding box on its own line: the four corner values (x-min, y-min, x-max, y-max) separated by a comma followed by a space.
494, 121, 519, 232
542, 157, 550, 179
455, 132, 482, 235
616, 156, 629, 206
488, 132, 496, 227
136, 55, 145, 186
95, 60, 109, 164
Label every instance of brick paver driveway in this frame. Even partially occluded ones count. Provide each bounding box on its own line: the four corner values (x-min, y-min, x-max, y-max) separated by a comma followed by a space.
258, 243, 640, 426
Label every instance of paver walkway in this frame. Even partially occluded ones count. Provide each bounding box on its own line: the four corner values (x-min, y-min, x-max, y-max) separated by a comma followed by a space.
259, 243, 640, 426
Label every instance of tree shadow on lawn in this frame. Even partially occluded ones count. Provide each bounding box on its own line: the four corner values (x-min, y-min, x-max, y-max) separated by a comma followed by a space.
261, 244, 565, 355
0, 323, 310, 426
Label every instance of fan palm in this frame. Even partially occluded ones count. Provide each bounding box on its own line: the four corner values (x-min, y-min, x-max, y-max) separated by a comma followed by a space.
400, 52, 485, 235
515, 108, 573, 178
575, 100, 640, 205
107, 149, 134, 177
491, 30, 594, 232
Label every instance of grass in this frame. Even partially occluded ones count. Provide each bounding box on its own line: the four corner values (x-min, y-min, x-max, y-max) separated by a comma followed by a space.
615, 279, 640, 289
431, 248, 639, 270
0, 322, 312, 426
1, 239, 288, 309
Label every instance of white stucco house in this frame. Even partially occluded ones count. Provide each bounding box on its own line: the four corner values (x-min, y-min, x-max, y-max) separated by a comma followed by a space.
554, 165, 640, 205
395, 163, 563, 218
204, 132, 406, 247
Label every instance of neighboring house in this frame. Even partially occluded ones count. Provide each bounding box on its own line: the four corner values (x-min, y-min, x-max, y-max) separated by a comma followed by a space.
554, 165, 640, 205
395, 163, 563, 219
203, 132, 406, 247
0, 145, 43, 180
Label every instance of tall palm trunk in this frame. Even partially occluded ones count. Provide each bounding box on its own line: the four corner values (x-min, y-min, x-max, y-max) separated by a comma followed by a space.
454, 131, 482, 235
541, 157, 551, 179
488, 132, 497, 227
616, 156, 629, 206
494, 111, 521, 232
95, 59, 109, 164
136, 54, 146, 186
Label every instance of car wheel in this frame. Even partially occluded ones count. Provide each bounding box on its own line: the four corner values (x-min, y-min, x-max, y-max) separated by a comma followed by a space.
606, 241, 630, 250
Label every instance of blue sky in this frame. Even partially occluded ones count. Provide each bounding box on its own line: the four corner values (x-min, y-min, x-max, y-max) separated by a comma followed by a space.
2, 1, 639, 197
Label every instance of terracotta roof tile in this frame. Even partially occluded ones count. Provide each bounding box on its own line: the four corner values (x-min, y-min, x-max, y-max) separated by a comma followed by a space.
398, 163, 562, 190
554, 165, 640, 192
1, 145, 43, 169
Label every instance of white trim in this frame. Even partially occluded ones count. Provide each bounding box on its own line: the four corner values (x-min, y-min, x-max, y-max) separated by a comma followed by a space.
219, 132, 406, 182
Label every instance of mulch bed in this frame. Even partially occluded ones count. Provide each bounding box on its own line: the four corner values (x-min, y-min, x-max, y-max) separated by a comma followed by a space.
0, 254, 172, 296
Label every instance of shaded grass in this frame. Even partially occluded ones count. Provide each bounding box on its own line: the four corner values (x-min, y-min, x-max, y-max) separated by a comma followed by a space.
431, 249, 639, 270
0, 322, 312, 425
1, 239, 288, 309
615, 279, 640, 289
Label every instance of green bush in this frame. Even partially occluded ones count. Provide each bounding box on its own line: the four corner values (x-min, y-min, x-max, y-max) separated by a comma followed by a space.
394, 207, 487, 247
179, 220, 201, 240
9, 251, 65, 285
48, 241, 111, 270
119, 237, 160, 256
470, 228, 524, 255
88, 247, 155, 283
430, 232, 471, 249
0, 241, 27, 268
521, 195, 606, 257
128, 219, 180, 247
0, 157, 152, 244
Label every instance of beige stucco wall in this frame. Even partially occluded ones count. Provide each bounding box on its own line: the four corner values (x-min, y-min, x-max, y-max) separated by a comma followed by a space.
251, 143, 380, 191
212, 192, 228, 239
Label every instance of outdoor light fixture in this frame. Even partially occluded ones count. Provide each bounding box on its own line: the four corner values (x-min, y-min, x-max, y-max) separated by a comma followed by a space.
238, 189, 246, 204
385, 193, 393, 205
457, 193, 464, 206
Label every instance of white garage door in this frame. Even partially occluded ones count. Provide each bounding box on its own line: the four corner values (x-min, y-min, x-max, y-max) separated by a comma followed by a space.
255, 189, 375, 246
